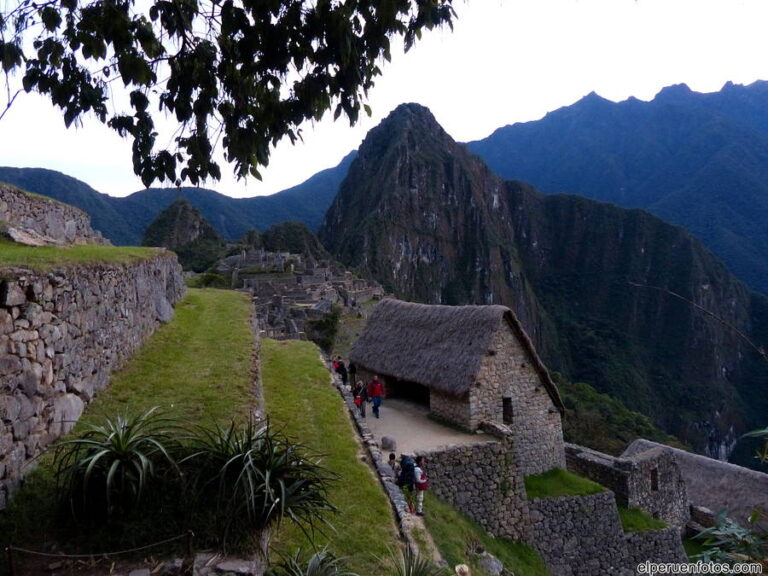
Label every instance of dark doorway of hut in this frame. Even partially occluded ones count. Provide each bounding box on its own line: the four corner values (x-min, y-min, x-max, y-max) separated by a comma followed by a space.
386, 377, 430, 408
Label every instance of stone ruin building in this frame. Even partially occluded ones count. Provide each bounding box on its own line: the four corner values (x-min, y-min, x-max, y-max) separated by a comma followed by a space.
225, 252, 383, 340
350, 298, 691, 575
350, 299, 566, 475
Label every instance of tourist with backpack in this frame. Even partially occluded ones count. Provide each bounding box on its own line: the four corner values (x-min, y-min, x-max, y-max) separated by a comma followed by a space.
414, 456, 429, 516
397, 454, 416, 512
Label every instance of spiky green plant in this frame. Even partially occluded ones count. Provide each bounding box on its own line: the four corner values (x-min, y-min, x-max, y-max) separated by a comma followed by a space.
382, 546, 448, 576
181, 417, 337, 551
53, 407, 179, 522
267, 547, 359, 576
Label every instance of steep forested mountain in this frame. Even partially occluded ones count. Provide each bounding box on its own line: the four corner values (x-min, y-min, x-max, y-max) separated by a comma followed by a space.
468, 81, 768, 294
0, 153, 354, 245
319, 103, 768, 460
142, 199, 226, 272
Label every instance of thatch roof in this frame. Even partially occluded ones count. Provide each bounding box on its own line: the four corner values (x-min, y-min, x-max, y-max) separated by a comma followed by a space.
350, 299, 564, 413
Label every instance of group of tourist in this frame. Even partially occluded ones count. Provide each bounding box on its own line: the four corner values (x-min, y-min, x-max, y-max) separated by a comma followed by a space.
331, 358, 431, 517
389, 452, 429, 516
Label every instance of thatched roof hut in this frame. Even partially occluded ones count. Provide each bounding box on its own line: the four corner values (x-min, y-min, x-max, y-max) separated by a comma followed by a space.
350, 299, 564, 412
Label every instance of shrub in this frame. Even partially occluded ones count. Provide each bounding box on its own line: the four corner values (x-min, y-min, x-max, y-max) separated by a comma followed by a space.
181, 418, 337, 552
53, 407, 179, 523
267, 547, 359, 576
382, 546, 448, 576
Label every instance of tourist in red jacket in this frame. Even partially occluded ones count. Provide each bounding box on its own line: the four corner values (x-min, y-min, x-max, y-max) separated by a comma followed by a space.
367, 375, 385, 418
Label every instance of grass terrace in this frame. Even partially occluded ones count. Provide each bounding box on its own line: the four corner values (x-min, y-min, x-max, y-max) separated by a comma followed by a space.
0, 236, 160, 270
617, 507, 667, 532
0, 289, 254, 558
262, 338, 399, 574
524, 468, 606, 500
424, 492, 552, 576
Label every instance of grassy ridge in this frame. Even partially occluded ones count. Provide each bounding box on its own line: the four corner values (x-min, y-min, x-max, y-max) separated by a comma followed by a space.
262, 339, 399, 573
0, 289, 254, 555
0, 237, 160, 270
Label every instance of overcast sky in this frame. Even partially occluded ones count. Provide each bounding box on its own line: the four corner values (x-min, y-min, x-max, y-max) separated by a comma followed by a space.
2, 0, 768, 198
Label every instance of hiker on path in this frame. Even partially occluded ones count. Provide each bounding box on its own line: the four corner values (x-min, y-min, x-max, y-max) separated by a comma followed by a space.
388, 452, 401, 479
397, 454, 416, 513
367, 374, 385, 418
334, 356, 348, 387
353, 380, 368, 418
414, 455, 428, 517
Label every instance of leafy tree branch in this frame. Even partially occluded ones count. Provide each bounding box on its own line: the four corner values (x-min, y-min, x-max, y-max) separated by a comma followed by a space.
0, 0, 455, 187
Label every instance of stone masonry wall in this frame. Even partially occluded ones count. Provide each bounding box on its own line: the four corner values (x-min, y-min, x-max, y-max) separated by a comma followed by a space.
566, 443, 690, 527
0, 184, 107, 245
420, 426, 531, 541
0, 253, 185, 509
429, 388, 469, 426
624, 527, 688, 570
472, 322, 565, 476
528, 492, 631, 576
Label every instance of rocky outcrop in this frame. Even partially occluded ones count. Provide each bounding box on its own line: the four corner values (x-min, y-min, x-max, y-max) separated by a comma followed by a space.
0, 183, 107, 245
318, 103, 768, 457
0, 253, 185, 509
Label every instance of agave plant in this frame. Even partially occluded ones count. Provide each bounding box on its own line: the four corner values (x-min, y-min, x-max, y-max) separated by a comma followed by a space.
267, 547, 359, 576
382, 546, 448, 576
181, 417, 337, 551
53, 407, 180, 522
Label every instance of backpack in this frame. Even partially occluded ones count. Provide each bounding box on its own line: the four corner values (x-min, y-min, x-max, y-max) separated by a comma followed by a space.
397, 456, 415, 490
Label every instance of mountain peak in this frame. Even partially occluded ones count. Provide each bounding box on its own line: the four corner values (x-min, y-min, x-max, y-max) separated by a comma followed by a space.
655, 83, 694, 102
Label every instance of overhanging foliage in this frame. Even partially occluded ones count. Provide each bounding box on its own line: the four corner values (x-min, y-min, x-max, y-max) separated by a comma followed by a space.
0, 0, 454, 186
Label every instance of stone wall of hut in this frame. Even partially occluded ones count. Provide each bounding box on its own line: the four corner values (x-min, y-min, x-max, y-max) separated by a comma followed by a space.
428, 388, 469, 427
0, 254, 185, 510
471, 323, 565, 475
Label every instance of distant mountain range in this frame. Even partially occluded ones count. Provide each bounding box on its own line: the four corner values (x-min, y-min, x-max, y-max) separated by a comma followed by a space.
319, 103, 768, 461
468, 80, 768, 295
5, 81, 768, 298
0, 153, 354, 245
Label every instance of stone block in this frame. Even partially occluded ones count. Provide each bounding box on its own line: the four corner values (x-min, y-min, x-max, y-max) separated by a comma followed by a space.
53, 393, 84, 435
0, 282, 26, 307
0, 310, 13, 335
0, 354, 22, 375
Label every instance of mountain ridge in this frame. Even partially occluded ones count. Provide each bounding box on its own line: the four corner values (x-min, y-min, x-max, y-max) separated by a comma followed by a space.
319, 102, 768, 460
0, 152, 355, 245
468, 80, 768, 294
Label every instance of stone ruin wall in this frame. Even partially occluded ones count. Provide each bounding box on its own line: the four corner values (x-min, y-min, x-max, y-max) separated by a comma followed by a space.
472, 323, 565, 476
625, 439, 768, 530
0, 253, 185, 509
528, 492, 687, 576
420, 426, 531, 541
565, 443, 690, 527
0, 184, 107, 245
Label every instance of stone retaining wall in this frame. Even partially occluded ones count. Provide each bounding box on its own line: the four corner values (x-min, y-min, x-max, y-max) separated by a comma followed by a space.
420, 425, 531, 541
0, 184, 107, 245
624, 527, 688, 570
0, 253, 185, 509
528, 492, 631, 576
